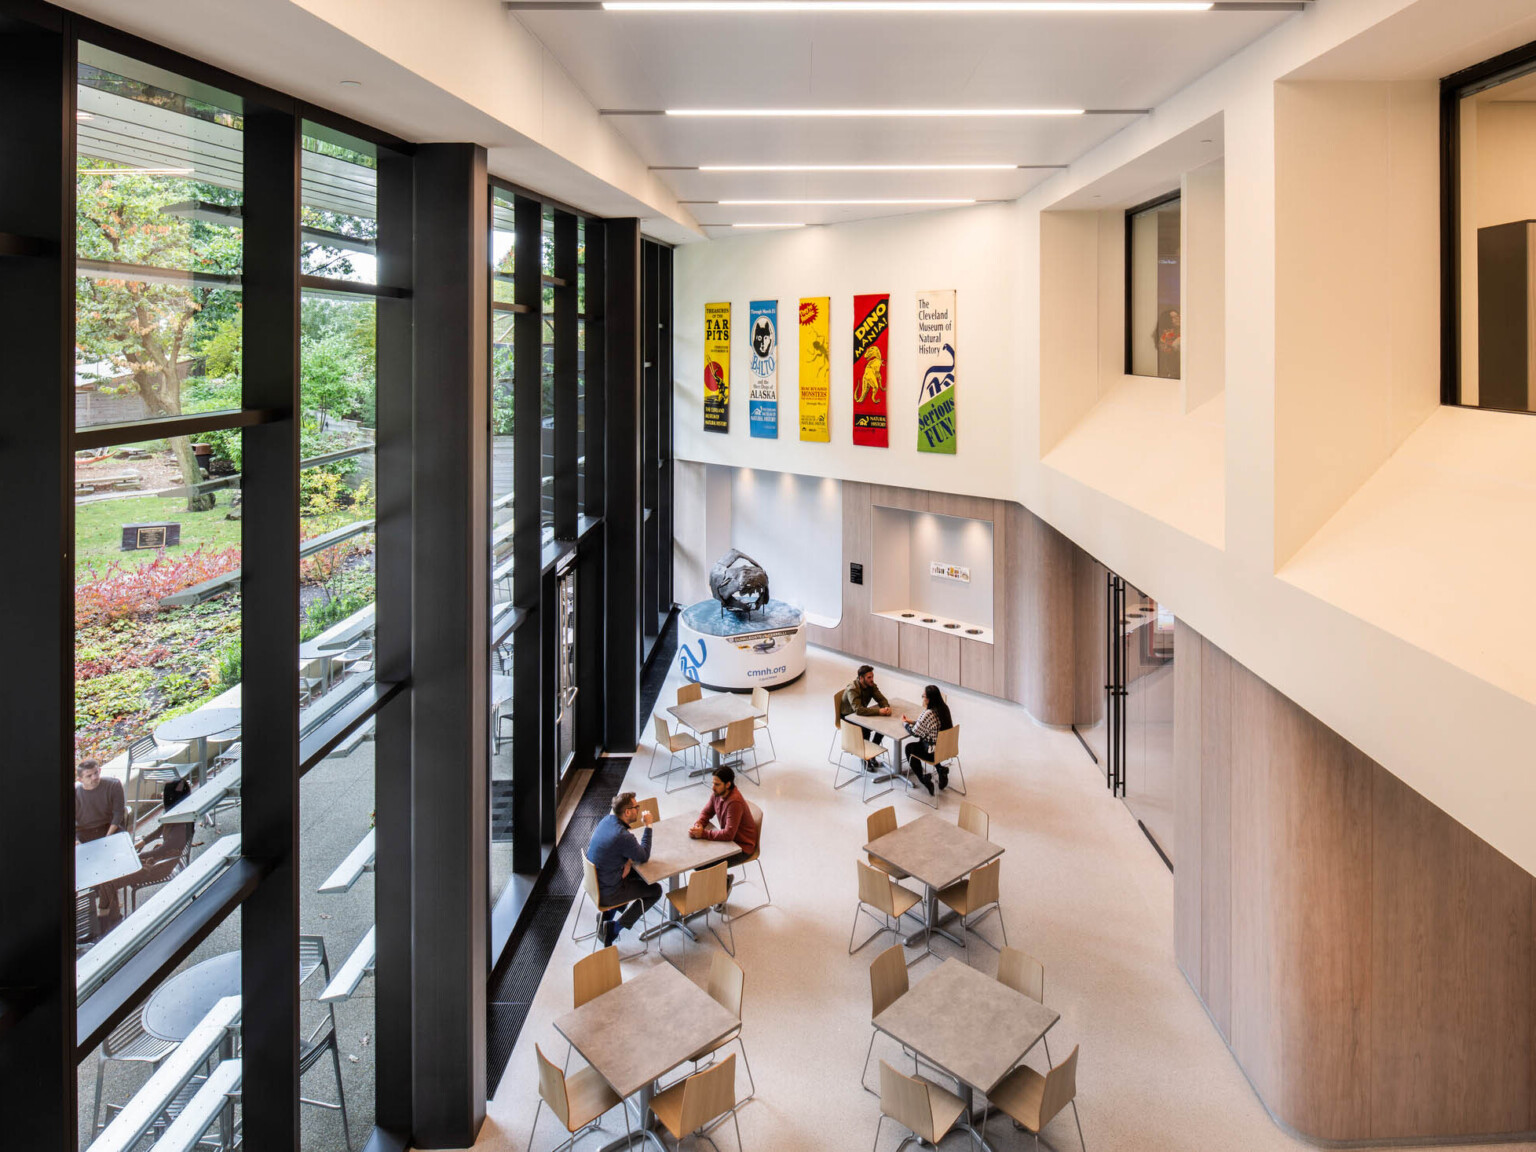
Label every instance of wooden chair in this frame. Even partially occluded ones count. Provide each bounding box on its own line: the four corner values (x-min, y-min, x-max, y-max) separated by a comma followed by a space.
530, 1043, 626, 1152
932, 726, 967, 795
997, 947, 1054, 1068
957, 800, 989, 840
828, 691, 845, 764
709, 718, 760, 787
625, 796, 661, 830
649, 1053, 742, 1152
860, 944, 909, 1096
677, 683, 703, 706
563, 946, 622, 1070
850, 860, 922, 956
726, 801, 771, 921
838, 721, 893, 804
935, 858, 1006, 962
575, 856, 650, 958
750, 685, 775, 762
664, 861, 734, 958
650, 716, 699, 785
865, 806, 910, 881
874, 1060, 967, 1152
668, 950, 757, 1108
983, 1045, 1085, 1151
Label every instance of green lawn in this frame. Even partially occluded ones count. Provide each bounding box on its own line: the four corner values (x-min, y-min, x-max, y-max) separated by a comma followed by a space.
76, 494, 244, 576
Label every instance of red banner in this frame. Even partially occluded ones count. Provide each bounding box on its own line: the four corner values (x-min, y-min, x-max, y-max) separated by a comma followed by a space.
851, 293, 890, 447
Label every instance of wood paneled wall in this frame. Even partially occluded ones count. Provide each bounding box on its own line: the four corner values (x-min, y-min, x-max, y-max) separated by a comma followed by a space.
1175, 621, 1536, 1143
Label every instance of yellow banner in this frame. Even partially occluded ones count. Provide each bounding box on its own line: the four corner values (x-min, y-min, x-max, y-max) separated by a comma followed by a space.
703, 302, 730, 433
798, 297, 831, 442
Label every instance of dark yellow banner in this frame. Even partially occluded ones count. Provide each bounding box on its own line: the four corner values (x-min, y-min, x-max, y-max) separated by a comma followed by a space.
704, 302, 730, 433
798, 297, 830, 442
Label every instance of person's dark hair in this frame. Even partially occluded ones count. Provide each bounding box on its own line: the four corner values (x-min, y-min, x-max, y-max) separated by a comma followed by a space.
76, 758, 100, 776
923, 685, 953, 730
856, 664, 874, 679
713, 765, 735, 789
611, 791, 637, 817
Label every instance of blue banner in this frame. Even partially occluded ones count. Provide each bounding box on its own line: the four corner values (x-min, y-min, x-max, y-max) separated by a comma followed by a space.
748, 300, 778, 439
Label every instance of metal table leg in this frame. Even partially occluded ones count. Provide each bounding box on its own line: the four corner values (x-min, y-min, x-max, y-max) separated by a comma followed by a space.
640, 874, 698, 944
596, 1082, 669, 1152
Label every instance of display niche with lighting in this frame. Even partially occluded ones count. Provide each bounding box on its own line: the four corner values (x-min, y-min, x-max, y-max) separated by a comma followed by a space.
869, 505, 994, 643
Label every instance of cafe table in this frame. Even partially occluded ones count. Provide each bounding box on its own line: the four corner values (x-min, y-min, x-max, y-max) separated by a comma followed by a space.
154, 707, 241, 786
667, 694, 763, 773
864, 812, 1003, 961
633, 814, 740, 944
873, 957, 1059, 1152
555, 962, 740, 1152
846, 696, 923, 785
144, 951, 241, 1042
76, 832, 142, 892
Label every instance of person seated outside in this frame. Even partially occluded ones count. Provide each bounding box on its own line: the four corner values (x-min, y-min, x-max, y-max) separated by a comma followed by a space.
840, 663, 892, 770
75, 758, 127, 918
586, 791, 660, 948
689, 766, 759, 904
902, 684, 954, 796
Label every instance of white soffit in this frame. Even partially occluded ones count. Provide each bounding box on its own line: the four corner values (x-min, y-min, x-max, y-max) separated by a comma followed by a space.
511, 4, 1292, 229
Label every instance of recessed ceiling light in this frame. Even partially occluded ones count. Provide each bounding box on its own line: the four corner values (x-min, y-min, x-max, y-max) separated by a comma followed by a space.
602, 1, 1213, 9
340, 79, 362, 87
666, 107, 1085, 117
714, 197, 976, 205
694, 163, 1027, 171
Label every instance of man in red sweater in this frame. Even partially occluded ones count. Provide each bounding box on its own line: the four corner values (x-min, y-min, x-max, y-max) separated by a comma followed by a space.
689, 765, 758, 869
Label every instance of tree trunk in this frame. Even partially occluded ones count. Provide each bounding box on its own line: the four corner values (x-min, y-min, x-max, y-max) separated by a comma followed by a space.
169, 434, 214, 512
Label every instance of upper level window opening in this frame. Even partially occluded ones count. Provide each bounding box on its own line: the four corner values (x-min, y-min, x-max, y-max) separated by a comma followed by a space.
1125, 192, 1182, 380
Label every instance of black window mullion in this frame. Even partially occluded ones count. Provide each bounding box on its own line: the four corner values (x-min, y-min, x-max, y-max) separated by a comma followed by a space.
659, 244, 674, 611
553, 210, 578, 540
583, 220, 607, 522
239, 103, 303, 1151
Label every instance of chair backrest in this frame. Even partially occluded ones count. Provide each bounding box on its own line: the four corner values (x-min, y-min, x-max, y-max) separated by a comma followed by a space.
581, 854, 603, 905
856, 860, 896, 915
745, 802, 763, 857
840, 719, 867, 756
678, 1052, 737, 1133
832, 690, 845, 726
128, 734, 157, 764
997, 947, 1045, 1004
1037, 1045, 1080, 1130
721, 718, 753, 753
653, 714, 671, 745
706, 950, 745, 1018
869, 943, 909, 1018
299, 934, 330, 987
627, 796, 660, 829
932, 726, 960, 764
686, 861, 729, 913
751, 685, 769, 714
677, 683, 702, 706
867, 805, 898, 843
967, 858, 1001, 908
958, 801, 988, 839
879, 1059, 937, 1142
535, 1044, 571, 1128
573, 945, 622, 1008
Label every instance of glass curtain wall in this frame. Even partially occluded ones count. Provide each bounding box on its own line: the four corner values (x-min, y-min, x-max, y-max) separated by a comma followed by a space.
1127, 194, 1182, 379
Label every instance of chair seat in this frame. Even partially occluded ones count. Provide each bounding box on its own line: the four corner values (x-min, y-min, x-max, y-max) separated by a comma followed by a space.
710, 737, 751, 754
667, 733, 700, 752
988, 1062, 1047, 1130
666, 887, 705, 916
888, 883, 923, 919
916, 1074, 968, 1141
935, 880, 978, 915
686, 1025, 741, 1064
564, 1063, 623, 1130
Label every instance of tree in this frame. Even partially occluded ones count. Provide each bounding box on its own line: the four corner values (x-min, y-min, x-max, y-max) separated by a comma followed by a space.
76, 163, 241, 511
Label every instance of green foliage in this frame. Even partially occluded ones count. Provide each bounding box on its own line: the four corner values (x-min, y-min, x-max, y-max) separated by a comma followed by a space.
301, 584, 376, 641
302, 331, 371, 421
492, 379, 514, 436
75, 667, 153, 728
74, 494, 243, 576
197, 315, 242, 380
211, 637, 241, 688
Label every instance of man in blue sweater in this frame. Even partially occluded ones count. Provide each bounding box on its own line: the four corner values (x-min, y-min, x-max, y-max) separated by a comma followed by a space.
585, 791, 660, 947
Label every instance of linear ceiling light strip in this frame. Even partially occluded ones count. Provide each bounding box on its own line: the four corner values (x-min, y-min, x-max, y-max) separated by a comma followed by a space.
663, 163, 1066, 171
506, 1, 1307, 10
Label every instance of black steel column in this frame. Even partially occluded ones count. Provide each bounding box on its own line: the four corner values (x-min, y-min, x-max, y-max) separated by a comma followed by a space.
541, 563, 559, 840
372, 143, 414, 1139
0, 13, 73, 1147
410, 143, 488, 1148
602, 219, 643, 749
583, 221, 607, 520
658, 244, 675, 610
552, 210, 578, 540
641, 241, 660, 644
511, 195, 544, 872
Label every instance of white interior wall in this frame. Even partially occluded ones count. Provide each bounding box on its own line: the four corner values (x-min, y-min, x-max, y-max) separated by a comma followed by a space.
906, 512, 995, 628
729, 469, 842, 625
870, 506, 912, 614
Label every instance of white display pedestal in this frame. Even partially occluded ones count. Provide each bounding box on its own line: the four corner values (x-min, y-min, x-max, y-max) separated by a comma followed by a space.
677, 599, 807, 692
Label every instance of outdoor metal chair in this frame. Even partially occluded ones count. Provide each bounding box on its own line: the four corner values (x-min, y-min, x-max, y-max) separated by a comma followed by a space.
91, 1006, 179, 1136
298, 934, 351, 1149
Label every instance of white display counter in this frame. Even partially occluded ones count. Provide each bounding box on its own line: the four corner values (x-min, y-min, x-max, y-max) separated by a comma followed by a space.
677, 598, 807, 692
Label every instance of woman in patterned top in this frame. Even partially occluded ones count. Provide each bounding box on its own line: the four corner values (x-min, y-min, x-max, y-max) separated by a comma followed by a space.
902, 684, 954, 796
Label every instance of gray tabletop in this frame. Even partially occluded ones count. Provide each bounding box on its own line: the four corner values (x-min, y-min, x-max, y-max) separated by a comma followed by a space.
555, 962, 739, 1099
668, 694, 762, 735
864, 812, 1003, 891
155, 707, 242, 743
492, 674, 514, 708
144, 951, 241, 1042
874, 957, 1059, 1094
633, 813, 740, 886
76, 832, 141, 890
847, 696, 922, 743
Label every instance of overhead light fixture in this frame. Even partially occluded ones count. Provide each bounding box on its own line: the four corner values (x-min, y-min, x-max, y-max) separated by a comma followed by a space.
714, 222, 808, 228
78, 167, 195, 176
340, 79, 363, 87
708, 197, 976, 205
603, 0, 1211, 9
686, 162, 1047, 171
664, 107, 1085, 117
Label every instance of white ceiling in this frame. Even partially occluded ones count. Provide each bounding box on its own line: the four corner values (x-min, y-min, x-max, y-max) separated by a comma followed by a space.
511, 4, 1295, 228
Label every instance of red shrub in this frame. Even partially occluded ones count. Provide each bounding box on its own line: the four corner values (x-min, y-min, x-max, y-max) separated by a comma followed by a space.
75, 545, 242, 627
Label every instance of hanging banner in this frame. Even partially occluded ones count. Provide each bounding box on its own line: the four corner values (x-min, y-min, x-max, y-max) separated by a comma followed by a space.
703, 301, 730, 434
798, 297, 831, 442
916, 290, 957, 454
748, 300, 778, 439
852, 293, 890, 447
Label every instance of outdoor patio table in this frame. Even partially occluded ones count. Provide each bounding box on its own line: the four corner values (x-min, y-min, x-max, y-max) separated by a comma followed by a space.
865, 812, 1003, 960
633, 814, 740, 944
155, 708, 241, 786
873, 957, 1059, 1152
75, 832, 141, 891
555, 962, 739, 1152
144, 951, 241, 1043
667, 694, 763, 772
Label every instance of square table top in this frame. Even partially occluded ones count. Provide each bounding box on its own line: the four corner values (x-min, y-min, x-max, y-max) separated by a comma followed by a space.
668, 693, 762, 734
845, 696, 922, 744
633, 814, 740, 886
864, 812, 1003, 891
76, 832, 142, 890
555, 962, 740, 1099
874, 958, 1059, 1095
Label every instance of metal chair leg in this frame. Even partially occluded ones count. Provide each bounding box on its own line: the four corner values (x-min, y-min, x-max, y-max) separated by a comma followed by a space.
330, 1032, 352, 1151
1073, 1097, 1086, 1150
859, 1028, 881, 1097
872, 1113, 887, 1152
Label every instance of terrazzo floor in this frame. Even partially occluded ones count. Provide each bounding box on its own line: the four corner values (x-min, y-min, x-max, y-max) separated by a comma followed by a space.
449, 645, 1536, 1152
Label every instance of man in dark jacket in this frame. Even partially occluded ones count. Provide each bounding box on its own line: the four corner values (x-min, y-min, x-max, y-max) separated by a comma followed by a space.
585, 791, 660, 947
839, 664, 891, 769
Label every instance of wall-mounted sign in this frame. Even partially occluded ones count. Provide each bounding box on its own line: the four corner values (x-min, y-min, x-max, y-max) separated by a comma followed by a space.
704, 301, 731, 433
916, 289, 957, 455
849, 562, 864, 586
121, 521, 181, 551
748, 300, 778, 439
798, 297, 831, 442
930, 562, 970, 584
852, 293, 890, 448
